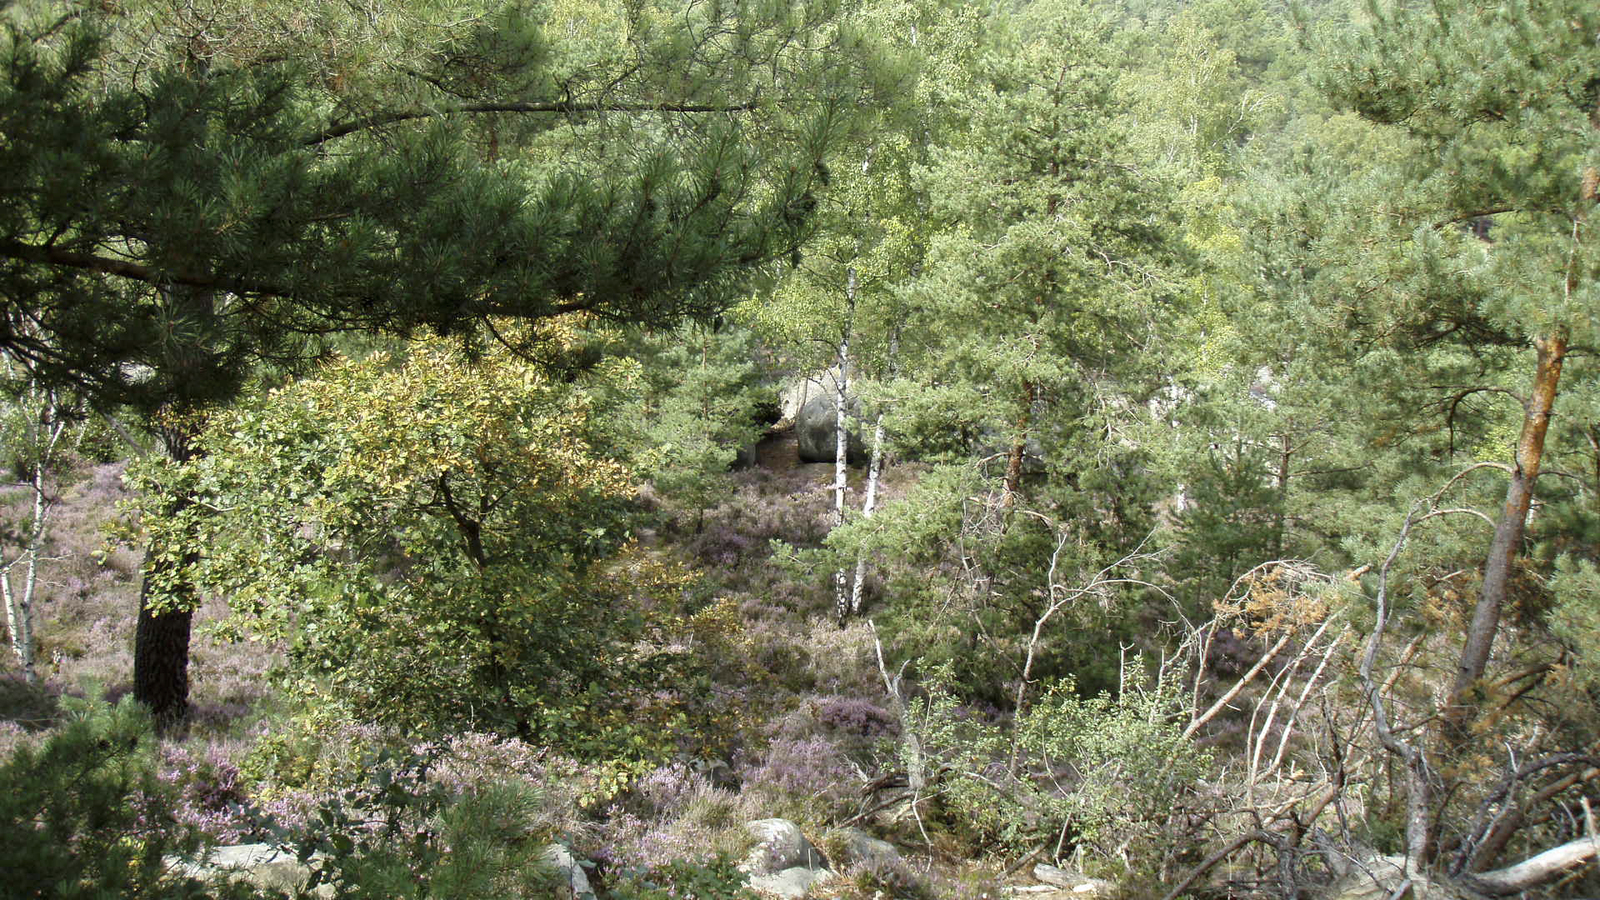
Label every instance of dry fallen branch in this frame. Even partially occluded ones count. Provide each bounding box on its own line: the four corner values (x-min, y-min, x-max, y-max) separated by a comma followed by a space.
1469, 837, 1600, 895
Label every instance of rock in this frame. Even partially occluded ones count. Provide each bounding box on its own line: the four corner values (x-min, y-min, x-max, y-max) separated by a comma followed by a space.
1028, 864, 1115, 897
748, 865, 833, 898
796, 393, 866, 464
170, 843, 330, 898
744, 818, 828, 875
1327, 855, 1443, 900
779, 370, 835, 425
832, 827, 902, 868
541, 844, 595, 899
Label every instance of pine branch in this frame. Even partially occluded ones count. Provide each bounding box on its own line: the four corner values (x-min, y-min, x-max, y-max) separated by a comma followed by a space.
0, 238, 285, 298
307, 99, 765, 145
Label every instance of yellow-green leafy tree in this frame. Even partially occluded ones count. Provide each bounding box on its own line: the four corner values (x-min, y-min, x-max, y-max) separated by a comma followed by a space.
131, 327, 698, 751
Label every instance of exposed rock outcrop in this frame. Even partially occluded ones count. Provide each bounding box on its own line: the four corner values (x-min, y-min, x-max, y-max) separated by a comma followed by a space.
796, 392, 866, 464
742, 818, 832, 899
170, 843, 330, 898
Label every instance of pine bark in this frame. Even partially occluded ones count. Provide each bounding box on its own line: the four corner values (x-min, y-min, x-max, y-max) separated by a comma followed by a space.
1445, 331, 1566, 737
1001, 381, 1037, 510
133, 572, 194, 733
134, 438, 201, 733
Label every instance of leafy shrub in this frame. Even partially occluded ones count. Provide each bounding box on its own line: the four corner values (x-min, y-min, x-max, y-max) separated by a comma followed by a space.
913, 668, 1210, 881
269, 745, 561, 900
605, 854, 757, 900
131, 334, 717, 758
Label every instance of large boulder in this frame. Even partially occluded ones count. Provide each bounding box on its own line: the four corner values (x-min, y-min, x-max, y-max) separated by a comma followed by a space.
749, 866, 832, 898
779, 370, 835, 424
742, 818, 833, 898
830, 827, 902, 869
1033, 864, 1115, 896
1328, 855, 1444, 899
170, 843, 330, 898
796, 393, 866, 464
743, 818, 827, 874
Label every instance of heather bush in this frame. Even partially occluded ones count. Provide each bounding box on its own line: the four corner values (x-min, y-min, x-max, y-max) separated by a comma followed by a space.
832, 853, 940, 900
737, 734, 861, 824
157, 740, 257, 843
599, 761, 749, 869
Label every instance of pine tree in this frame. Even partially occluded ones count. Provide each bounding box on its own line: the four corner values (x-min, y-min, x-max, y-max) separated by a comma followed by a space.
907, 0, 1178, 521
1319, 0, 1600, 741
0, 0, 869, 727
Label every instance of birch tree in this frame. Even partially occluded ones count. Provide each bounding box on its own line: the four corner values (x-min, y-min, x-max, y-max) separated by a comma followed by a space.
0, 358, 77, 684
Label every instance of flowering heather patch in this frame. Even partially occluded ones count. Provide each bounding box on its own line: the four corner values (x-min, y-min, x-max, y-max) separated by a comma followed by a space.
598, 761, 747, 870
432, 731, 590, 838
814, 696, 899, 738
686, 472, 833, 571
0, 719, 38, 758
156, 740, 256, 843
736, 735, 860, 824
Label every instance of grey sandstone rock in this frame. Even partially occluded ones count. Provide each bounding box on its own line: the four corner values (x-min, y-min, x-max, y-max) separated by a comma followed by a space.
833, 827, 902, 868
170, 843, 330, 898
1033, 864, 1115, 896
796, 393, 865, 464
748, 865, 832, 899
1327, 855, 1444, 900
541, 844, 596, 899
744, 818, 828, 874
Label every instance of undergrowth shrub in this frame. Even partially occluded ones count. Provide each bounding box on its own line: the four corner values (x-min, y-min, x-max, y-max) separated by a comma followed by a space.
605, 853, 757, 900
0, 695, 242, 899
277, 745, 561, 900
913, 667, 1210, 883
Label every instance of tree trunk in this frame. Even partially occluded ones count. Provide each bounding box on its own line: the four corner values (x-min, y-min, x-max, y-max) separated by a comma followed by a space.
1001, 381, 1037, 510
4, 381, 69, 685
1470, 836, 1600, 895
1445, 331, 1566, 737
848, 328, 900, 618
832, 286, 853, 624
3, 450, 48, 684
134, 437, 201, 733
133, 573, 194, 733
132, 283, 216, 733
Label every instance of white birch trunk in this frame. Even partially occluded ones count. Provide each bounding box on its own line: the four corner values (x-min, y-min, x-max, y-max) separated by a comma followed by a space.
3, 383, 67, 684
848, 327, 898, 617
831, 267, 855, 623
